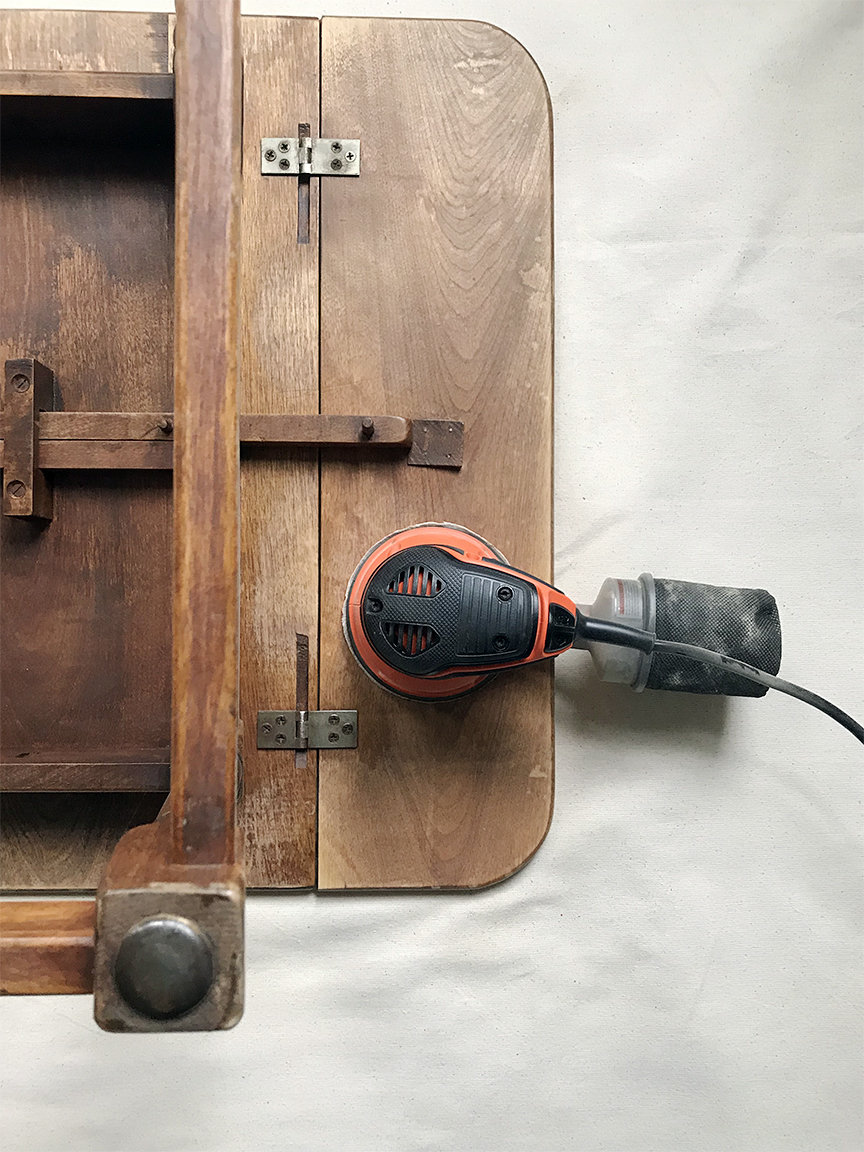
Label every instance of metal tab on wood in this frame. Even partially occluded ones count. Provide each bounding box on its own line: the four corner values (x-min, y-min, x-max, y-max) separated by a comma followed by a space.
2, 358, 54, 519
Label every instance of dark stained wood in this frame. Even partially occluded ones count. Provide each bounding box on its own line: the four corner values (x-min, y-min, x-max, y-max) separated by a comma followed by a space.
0, 900, 95, 994
1, 410, 410, 446
242, 413, 410, 445
0, 23, 174, 890
237, 16, 321, 889
317, 19, 554, 890
170, 0, 241, 866
2, 359, 53, 518
0, 71, 173, 99
1, 761, 169, 792
0, 11, 170, 74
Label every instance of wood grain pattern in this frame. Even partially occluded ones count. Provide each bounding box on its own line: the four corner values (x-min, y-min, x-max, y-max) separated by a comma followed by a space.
237, 16, 321, 889
0, 794, 165, 890
0, 27, 174, 890
317, 19, 554, 889
0, 900, 95, 994
0, 71, 173, 99
0, 11, 170, 74
170, 0, 241, 866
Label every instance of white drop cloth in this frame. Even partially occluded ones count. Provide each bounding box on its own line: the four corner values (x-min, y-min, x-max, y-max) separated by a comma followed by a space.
1, 2, 861, 1149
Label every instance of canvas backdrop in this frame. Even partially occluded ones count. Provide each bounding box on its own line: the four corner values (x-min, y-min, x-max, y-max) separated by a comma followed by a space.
0, 2, 861, 1150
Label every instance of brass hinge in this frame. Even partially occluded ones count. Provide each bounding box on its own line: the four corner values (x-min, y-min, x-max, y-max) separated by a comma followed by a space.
256, 710, 358, 750
261, 136, 360, 177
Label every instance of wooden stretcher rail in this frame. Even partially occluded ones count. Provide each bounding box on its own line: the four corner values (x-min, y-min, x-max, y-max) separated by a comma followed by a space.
0, 761, 170, 792
0, 900, 95, 995
0, 413, 456, 469
0, 70, 174, 99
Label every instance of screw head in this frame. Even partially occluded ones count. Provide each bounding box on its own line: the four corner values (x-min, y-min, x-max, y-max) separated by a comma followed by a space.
345, 151, 356, 163
114, 916, 213, 1020
497, 587, 513, 601
275, 715, 286, 726
278, 157, 290, 170
10, 373, 29, 392
330, 158, 343, 171
328, 714, 340, 726
278, 140, 290, 153
261, 723, 272, 734
492, 634, 509, 651
367, 598, 383, 614
6, 480, 26, 499
328, 732, 340, 743
275, 733, 287, 745
330, 141, 343, 153
341, 723, 354, 735
264, 149, 277, 162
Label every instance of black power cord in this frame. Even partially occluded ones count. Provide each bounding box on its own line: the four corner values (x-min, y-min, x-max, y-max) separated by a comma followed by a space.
575, 613, 864, 746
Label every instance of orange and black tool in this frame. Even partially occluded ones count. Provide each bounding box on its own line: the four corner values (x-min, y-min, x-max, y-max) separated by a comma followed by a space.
343, 524, 864, 743
343, 524, 579, 701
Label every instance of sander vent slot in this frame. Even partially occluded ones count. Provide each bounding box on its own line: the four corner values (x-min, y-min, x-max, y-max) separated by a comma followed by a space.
387, 565, 443, 597
383, 622, 440, 656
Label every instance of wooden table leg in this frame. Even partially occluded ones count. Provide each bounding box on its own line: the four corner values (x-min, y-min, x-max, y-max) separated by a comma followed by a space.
92, 0, 245, 1033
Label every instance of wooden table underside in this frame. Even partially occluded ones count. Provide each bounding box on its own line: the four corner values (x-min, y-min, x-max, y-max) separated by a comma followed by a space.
0, 11, 553, 892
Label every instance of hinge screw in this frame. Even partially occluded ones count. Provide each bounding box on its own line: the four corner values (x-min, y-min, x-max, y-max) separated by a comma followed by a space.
342, 723, 354, 735
261, 723, 272, 734
328, 714, 340, 725
275, 733, 287, 745
278, 140, 291, 152
330, 158, 343, 171
360, 417, 374, 439
279, 158, 291, 170
328, 732, 340, 743
264, 149, 276, 162
331, 141, 343, 153
345, 151, 356, 163
11, 374, 30, 392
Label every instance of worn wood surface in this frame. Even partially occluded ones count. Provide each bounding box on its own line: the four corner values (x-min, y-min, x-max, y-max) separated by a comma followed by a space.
170, 0, 241, 866
317, 19, 554, 889
0, 13, 555, 896
0, 70, 173, 99
0, 49, 174, 888
0, 11, 170, 73
238, 16, 320, 888
94, 815, 244, 1030
0, 900, 95, 994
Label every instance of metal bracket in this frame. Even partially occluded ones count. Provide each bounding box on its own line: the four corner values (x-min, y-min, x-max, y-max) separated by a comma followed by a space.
257, 710, 358, 750
261, 137, 360, 176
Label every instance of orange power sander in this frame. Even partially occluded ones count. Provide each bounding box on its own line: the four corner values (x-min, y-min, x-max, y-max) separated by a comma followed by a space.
342, 523, 863, 743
